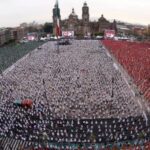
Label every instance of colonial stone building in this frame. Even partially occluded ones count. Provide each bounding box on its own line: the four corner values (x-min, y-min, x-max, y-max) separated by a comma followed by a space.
52, 1, 117, 37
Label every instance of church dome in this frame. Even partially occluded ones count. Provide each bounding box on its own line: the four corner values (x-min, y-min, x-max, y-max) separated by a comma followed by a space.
69, 8, 78, 19
71, 8, 77, 16
99, 14, 107, 21
84, 2, 87, 7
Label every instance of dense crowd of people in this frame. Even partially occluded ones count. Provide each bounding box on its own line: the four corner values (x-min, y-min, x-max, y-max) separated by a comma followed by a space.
0, 40, 149, 149
1, 116, 150, 149
103, 40, 150, 101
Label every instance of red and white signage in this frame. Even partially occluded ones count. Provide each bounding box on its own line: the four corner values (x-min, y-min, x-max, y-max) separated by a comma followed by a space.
62, 31, 74, 37
104, 30, 115, 39
27, 33, 38, 41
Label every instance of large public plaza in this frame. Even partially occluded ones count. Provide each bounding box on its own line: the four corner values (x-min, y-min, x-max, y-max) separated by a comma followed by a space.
0, 40, 150, 149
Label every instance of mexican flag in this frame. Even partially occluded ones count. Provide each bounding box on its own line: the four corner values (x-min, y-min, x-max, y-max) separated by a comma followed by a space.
55, 0, 61, 37
56, 17, 60, 37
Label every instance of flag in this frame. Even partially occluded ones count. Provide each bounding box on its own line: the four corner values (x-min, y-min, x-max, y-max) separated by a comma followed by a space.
55, 0, 61, 37
56, 17, 60, 37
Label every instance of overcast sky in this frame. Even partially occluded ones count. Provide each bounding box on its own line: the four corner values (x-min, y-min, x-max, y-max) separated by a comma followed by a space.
0, 0, 149, 27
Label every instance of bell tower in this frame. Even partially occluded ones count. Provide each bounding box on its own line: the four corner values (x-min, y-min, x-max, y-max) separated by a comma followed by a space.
82, 2, 89, 25
82, 2, 90, 36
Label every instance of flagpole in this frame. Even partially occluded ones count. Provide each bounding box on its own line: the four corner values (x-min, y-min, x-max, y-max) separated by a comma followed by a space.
111, 77, 114, 98
43, 79, 48, 106
57, 35, 59, 54
55, 0, 60, 54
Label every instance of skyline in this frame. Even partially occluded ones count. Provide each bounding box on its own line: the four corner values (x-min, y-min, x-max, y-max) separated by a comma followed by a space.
0, 0, 150, 28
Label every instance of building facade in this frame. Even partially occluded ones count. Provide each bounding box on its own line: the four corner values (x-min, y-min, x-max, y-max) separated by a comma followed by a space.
11, 27, 27, 42
0, 27, 27, 46
52, 1, 116, 37
0, 28, 12, 46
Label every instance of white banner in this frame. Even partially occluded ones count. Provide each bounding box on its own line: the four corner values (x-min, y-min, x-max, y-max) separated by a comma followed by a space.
62, 31, 74, 37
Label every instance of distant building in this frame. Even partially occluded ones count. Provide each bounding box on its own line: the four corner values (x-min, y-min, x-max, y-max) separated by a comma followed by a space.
117, 24, 130, 35
11, 27, 27, 42
0, 27, 27, 46
0, 28, 12, 46
132, 26, 146, 36
20, 23, 28, 28
52, 1, 117, 37
0, 29, 6, 46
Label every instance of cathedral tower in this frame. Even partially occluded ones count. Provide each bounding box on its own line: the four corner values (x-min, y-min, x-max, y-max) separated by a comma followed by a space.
82, 2, 89, 25
82, 2, 90, 36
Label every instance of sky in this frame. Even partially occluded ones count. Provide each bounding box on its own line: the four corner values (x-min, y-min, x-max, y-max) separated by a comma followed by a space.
0, 0, 149, 28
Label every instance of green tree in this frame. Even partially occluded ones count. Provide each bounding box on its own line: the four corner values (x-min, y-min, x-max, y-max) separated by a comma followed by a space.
95, 32, 104, 36
43, 23, 53, 34
27, 26, 38, 32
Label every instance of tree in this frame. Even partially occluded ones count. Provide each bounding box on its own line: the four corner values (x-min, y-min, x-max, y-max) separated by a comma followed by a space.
43, 23, 53, 34
95, 32, 104, 36
27, 26, 38, 32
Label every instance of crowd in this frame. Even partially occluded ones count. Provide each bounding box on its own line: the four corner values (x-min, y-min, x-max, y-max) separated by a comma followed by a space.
1, 116, 150, 149
0, 40, 149, 149
103, 40, 150, 101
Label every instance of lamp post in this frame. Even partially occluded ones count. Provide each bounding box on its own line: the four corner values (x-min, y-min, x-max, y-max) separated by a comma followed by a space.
42, 79, 51, 146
